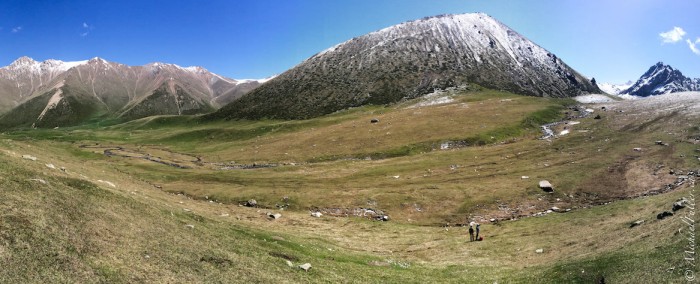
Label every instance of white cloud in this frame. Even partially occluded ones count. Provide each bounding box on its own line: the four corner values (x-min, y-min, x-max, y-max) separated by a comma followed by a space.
688, 38, 700, 55
81, 22, 93, 37
11, 26, 22, 33
659, 27, 686, 43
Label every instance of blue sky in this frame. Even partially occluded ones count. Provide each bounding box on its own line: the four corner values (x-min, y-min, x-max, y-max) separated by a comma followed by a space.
1, 0, 698, 83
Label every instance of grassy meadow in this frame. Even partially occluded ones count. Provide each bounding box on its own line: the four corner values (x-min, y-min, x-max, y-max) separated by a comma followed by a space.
0, 88, 697, 282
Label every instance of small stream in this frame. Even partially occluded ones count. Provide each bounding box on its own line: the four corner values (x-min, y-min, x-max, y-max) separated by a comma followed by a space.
539, 105, 593, 140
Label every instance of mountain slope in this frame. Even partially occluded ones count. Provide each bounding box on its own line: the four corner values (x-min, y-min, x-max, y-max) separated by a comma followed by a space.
620, 62, 700, 97
0, 57, 263, 128
210, 13, 600, 120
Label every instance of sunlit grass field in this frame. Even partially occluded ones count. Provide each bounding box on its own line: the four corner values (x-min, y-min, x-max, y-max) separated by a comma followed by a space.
1, 87, 697, 282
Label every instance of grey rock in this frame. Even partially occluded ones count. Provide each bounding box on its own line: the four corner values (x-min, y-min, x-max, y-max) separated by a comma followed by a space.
539, 180, 554, 192
673, 198, 688, 211
245, 199, 257, 207
299, 263, 312, 271
629, 220, 645, 228
22, 155, 37, 161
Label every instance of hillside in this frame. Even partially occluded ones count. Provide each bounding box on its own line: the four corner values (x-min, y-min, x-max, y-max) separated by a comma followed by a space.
1, 87, 697, 282
209, 13, 600, 120
0, 57, 263, 129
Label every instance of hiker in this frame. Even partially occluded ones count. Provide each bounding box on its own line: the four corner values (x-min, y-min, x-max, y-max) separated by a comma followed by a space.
475, 223, 480, 240
468, 225, 475, 242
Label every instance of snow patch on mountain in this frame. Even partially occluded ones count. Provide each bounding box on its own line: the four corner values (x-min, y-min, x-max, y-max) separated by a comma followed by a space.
408, 90, 455, 108
1, 56, 89, 78
322, 13, 552, 70
598, 81, 633, 95
235, 75, 277, 84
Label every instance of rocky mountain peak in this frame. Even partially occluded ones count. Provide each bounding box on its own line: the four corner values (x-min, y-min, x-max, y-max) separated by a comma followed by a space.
210, 12, 600, 120
9, 56, 38, 67
621, 62, 700, 97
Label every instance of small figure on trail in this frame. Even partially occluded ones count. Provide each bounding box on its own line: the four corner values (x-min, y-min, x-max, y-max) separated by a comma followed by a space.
468, 221, 476, 242
475, 223, 480, 240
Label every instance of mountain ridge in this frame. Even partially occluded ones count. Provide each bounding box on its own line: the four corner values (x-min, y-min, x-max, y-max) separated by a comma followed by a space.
0, 56, 265, 128
209, 13, 601, 120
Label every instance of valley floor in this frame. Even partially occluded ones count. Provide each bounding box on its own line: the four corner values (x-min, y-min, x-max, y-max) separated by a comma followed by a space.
0, 90, 698, 283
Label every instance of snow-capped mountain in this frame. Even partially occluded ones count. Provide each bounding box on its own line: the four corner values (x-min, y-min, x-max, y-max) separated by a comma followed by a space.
0, 57, 264, 128
598, 81, 633, 95
620, 62, 700, 97
211, 13, 600, 120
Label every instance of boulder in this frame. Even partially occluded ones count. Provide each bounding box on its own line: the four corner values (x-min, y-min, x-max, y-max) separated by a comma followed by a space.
673, 198, 688, 211
633, 148, 642, 152
245, 199, 257, 207
629, 220, 645, 228
539, 180, 554, 192
22, 155, 37, 161
310, 212, 323, 218
29, 178, 47, 184
657, 211, 674, 220
535, 248, 544, 253
268, 213, 282, 220
370, 118, 380, 123
298, 263, 312, 272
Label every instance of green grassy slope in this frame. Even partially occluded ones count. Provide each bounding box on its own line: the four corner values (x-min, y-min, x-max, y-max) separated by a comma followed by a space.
1, 87, 697, 282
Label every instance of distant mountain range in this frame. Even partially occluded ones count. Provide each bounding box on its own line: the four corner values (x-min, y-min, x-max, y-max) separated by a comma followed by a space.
209, 13, 601, 120
0, 57, 266, 128
611, 62, 700, 97
598, 81, 633, 96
